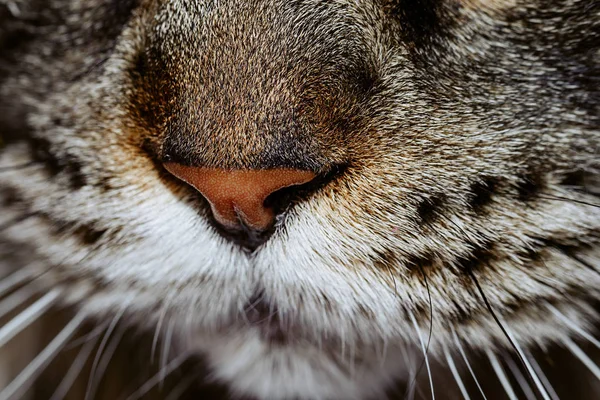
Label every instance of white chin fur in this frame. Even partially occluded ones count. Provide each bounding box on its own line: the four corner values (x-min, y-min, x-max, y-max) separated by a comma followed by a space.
197, 329, 408, 400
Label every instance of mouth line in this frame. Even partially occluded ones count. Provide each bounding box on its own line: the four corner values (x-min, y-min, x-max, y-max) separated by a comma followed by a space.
242, 292, 291, 345
216, 222, 275, 252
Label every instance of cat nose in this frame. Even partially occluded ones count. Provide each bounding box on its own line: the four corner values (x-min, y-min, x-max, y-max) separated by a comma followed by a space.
164, 164, 316, 231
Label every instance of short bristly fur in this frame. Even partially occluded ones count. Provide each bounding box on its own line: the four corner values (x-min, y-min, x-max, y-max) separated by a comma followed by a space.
0, 0, 598, 399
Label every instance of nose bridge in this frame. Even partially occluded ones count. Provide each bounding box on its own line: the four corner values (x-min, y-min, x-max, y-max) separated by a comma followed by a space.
164, 164, 316, 230
157, 4, 339, 171
162, 67, 327, 170
148, 0, 366, 172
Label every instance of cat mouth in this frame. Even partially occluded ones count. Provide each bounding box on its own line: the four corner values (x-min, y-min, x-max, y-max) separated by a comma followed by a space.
242, 293, 291, 345
212, 221, 276, 252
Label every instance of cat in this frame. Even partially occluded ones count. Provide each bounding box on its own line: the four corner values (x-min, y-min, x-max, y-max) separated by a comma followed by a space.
0, 0, 599, 399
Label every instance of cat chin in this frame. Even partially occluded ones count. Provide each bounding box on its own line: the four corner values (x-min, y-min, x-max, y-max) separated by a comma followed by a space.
192, 328, 409, 400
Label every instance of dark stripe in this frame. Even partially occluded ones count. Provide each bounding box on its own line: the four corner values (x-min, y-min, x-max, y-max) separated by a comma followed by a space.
381, 0, 450, 47
559, 169, 600, 197
28, 137, 88, 189
455, 241, 496, 275
516, 173, 544, 202
0, 186, 23, 207
37, 212, 111, 246
371, 249, 398, 271
469, 177, 499, 213
404, 253, 437, 275
416, 193, 446, 225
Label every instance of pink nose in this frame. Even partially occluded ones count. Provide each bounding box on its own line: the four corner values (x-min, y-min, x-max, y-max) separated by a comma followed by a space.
164, 164, 316, 230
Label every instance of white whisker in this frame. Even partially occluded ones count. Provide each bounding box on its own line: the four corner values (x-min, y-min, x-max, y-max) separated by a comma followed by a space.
0, 281, 38, 320
340, 327, 347, 363
548, 305, 600, 349
124, 351, 192, 400
486, 350, 517, 400
84, 303, 129, 400
452, 330, 487, 400
504, 327, 552, 400
443, 342, 471, 400
160, 319, 175, 389
400, 342, 417, 400
564, 337, 600, 380
0, 289, 61, 348
183, 299, 197, 350
503, 354, 537, 400
409, 311, 435, 400
49, 334, 100, 400
64, 320, 110, 351
0, 268, 37, 298
379, 338, 388, 368
349, 340, 356, 377
524, 350, 560, 400
5, 1, 22, 18
151, 299, 170, 365
87, 323, 128, 400
0, 310, 86, 400
238, 290, 266, 332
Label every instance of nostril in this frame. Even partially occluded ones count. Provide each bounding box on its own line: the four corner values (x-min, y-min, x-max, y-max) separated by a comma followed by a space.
164, 164, 316, 232
264, 163, 348, 216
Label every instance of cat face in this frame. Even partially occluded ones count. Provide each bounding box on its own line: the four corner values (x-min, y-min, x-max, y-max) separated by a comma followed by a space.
1, 0, 598, 398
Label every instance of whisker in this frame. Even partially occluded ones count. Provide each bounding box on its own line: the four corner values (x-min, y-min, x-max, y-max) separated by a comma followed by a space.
563, 337, 600, 380
451, 330, 488, 400
349, 337, 357, 378
419, 264, 434, 354
443, 342, 471, 400
124, 351, 192, 400
538, 194, 600, 209
151, 299, 171, 365
486, 349, 518, 400
0, 162, 36, 173
565, 251, 600, 275
467, 269, 551, 397
547, 304, 600, 349
409, 311, 435, 400
524, 350, 560, 400
86, 323, 128, 400
571, 253, 600, 275
241, 292, 265, 318
400, 342, 417, 400
64, 320, 111, 351
84, 303, 129, 400
0, 279, 38, 319
5, 0, 22, 17
404, 263, 435, 398
503, 327, 552, 400
503, 354, 537, 400
49, 334, 100, 400
160, 319, 176, 389
0, 289, 61, 348
340, 325, 347, 368
0, 267, 38, 298
375, 335, 389, 369
0, 310, 86, 400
